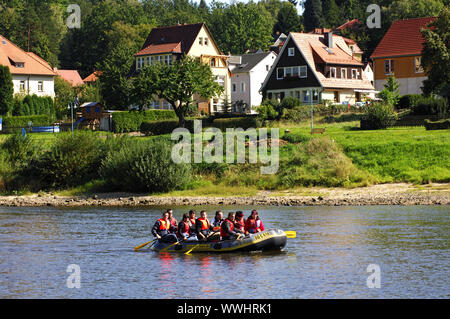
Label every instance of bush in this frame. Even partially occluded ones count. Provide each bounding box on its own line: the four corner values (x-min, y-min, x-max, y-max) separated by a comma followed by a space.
397, 94, 422, 109
411, 97, 448, 117
1, 132, 37, 165
211, 117, 258, 130
281, 105, 309, 122
112, 110, 178, 133
360, 103, 398, 130
281, 97, 302, 109
424, 119, 450, 130
141, 119, 180, 136
100, 138, 192, 193
283, 132, 311, 144
3, 114, 52, 129
257, 103, 279, 122
25, 131, 104, 189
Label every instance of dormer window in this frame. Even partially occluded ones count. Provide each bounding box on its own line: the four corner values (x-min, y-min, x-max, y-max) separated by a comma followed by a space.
288, 47, 295, 56
341, 69, 347, 79
16, 62, 24, 68
330, 67, 337, 78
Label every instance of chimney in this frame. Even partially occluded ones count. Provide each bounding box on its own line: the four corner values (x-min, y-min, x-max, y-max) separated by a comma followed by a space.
325, 32, 333, 48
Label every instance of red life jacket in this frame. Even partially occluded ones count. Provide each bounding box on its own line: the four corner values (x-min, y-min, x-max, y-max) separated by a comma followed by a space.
169, 217, 177, 227
235, 218, 245, 231
198, 217, 210, 231
158, 218, 170, 231
178, 221, 190, 237
246, 218, 262, 233
220, 219, 234, 238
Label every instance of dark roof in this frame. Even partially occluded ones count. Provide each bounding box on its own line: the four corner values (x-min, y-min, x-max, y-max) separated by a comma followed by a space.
231, 52, 273, 73
140, 23, 204, 55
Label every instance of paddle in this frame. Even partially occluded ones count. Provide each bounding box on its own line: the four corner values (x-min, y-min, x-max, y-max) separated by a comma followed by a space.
185, 244, 200, 255
159, 237, 190, 252
134, 239, 156, 251
285, 231, 296, 238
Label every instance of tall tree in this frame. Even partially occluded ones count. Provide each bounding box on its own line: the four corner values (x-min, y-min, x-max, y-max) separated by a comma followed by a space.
322, 0, 342, 28
209, 2, 274, 54
420, 7, 450, 101
133, 56, 223, 126
273, 2, 303, 35
0, 65, 14, 116
303, 0, 324, 32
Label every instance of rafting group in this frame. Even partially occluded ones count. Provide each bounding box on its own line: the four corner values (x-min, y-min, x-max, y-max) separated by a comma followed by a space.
152, 209, 265, 243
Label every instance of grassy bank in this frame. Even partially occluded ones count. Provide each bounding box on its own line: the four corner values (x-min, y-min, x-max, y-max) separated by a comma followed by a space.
0, 119, 449, 196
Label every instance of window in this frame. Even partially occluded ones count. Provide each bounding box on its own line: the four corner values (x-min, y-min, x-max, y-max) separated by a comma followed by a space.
288, 47, 295, 56
351, 69, 358, 79
384, 59, 394, 75
241, 82, 246, 92
301, 91, 309, 103
38, 81, 43, 92
266, 65, 270, 71
285, 67, 293, 77
414, 57, 423, 73
330, 67, 337, 78
19, 80, 25, 92
210, 58, 216, 67
341, 68, 347, 79
295, 91, 301, 99
299, 66, 307, 78
164, 55, 171, 65
16, 62, 24, 68
152, 100, 160, 109
277, 68, 284, 80
199, 37, 203, 45
204, 38, 208, 46
232, 83, 237, 92
292, 66, 299, 77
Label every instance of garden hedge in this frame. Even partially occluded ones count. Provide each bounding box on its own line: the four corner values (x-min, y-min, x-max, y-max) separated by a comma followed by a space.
112, 110, 178, 133
2, 114, 52, 128
424, 119, 450, 130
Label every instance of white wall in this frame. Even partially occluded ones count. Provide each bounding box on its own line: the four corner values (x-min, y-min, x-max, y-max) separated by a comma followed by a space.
12, 74, 55, 98
374, 77, 427, 95
249, 53, 277, 107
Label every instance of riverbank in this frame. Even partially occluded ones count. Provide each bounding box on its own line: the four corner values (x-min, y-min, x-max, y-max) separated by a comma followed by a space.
1, 183, 448, 207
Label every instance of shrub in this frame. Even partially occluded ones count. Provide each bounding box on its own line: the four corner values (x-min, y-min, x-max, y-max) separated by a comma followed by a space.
1, 132, 37, 166
360, 103, 398, 130
281, 97, 302, 109
211, 117, 258, 130
257, 103, 279, 121
281, 105, 310, 122
283, 132, 311, 144
411, 97, 448, 117
141, 120, 180, 136
100, 138, 192, 193
424, 119, 450, 130
3, 114, 52, 129
397, 94, 422, 109
25, 131, 104, 189
112, 110, 178, 133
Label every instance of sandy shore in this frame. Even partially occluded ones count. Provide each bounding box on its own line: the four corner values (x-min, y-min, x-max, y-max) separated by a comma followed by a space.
0, 183, 449, 207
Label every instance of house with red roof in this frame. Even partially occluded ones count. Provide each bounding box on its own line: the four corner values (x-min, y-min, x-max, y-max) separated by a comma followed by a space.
261, 32, 375, 105
83, 71, 102, 85
132, 23, 231, 114
370, 17, 435, 95
54, 69, 84, 87
0, 35, 56, 97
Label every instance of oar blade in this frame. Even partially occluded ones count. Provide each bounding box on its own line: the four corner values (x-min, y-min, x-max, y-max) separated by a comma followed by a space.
285, 231, 297, 238
134, 239, 155, 251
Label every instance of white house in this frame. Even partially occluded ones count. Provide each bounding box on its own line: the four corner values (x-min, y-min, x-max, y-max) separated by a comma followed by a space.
228, 51, 277, 112
0, 35, 56, 97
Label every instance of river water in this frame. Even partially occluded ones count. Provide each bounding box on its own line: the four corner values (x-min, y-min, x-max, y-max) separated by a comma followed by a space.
0, 205, 448, 299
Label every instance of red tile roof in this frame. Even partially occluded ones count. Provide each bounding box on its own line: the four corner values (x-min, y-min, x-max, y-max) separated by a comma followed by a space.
335, 19, 362, 30
134, 42, 182, 56
371, 17, 435, 59
0, 35, 56, 76
55, 69, 84, 87
83, 71, 102, 83
311, 44, 363, 65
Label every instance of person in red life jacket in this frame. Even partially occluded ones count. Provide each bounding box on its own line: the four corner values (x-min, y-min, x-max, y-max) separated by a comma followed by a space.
196, 210, 214, 241
187, 210, 197, 236
245, 210, 265, 234
151, 212, 177, 242
220, 212, 241, 241
234, 211, 247, 235
177, 213, 191, 240
167, 209, 177, 232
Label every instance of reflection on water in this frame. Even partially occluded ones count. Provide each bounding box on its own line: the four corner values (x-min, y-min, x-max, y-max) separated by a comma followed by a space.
0, 205, 448, 298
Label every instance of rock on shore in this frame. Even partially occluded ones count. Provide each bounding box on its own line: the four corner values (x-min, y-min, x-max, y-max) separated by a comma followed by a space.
0, 184, 448, 207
